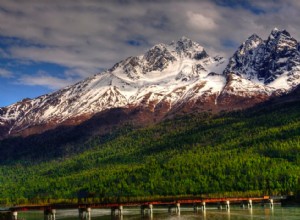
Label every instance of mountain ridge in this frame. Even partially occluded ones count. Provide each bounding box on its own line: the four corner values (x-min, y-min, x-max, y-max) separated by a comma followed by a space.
1, 84, 300, 164
1, 28, 300, 139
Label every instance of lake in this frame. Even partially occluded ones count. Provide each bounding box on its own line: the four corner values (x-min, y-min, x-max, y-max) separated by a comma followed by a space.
16, 205, 300, 220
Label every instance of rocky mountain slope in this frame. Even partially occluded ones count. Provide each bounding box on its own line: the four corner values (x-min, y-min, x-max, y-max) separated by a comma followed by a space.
1, 28, 300, 139
225, 28, 300, 88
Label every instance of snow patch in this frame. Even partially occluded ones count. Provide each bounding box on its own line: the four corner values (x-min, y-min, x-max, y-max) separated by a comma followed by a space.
278, 57, 289, 63
268, 72, 290, 90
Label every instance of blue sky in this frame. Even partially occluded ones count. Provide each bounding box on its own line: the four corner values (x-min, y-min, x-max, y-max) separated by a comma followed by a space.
0, 0, 300, 107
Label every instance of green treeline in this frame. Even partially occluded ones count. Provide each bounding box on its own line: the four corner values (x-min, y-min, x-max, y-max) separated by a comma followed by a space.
0, 100, 300, 205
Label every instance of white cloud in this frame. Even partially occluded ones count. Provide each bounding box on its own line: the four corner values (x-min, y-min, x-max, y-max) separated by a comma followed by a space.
9, 46, 102, 69
17, 71, 78, 90
186, 11, 218, 31
0, 68, 13, 78
64, 67, 102, 78
0, 0, 300, 89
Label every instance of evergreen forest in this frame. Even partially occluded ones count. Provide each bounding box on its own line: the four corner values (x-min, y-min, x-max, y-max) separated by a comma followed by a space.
0, 97, 300, 205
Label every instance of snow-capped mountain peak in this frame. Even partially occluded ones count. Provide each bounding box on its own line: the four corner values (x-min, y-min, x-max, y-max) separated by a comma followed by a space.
269, 27, 290, 39
241, 34, 263, 53
225, 28, 300, 89
266, 28, 298, 51
176, 36, 194, 49
224, 33, 263, 80
1, 30, 300, 139
170, 36, 208, 60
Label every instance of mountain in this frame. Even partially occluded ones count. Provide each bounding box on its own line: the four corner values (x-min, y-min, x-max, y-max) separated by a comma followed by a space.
1, 28, 300, 139
225, 28, 300, 87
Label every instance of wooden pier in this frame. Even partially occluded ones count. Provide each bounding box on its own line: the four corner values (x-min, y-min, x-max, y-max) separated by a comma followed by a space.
2, 195, 286, 220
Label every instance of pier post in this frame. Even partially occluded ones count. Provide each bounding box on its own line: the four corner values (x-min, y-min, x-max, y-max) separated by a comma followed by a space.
119, 206, 123, 215
79, 208, 84, 219
87, 207, 91, 219
111, 206, 123, 216
78, 207, 91, 220
225, 200, 230, 210
44, 208, 56, 220
111, 208, 114, 216
52, 209, 56, 220
193, 203, 198, 212
79, 208, 82, 219
149, 204, 153, 214
168, 203, 180, 213
176, 203, 180, 213
218, 203, 222, 210
201, 202, 206, 211
248, 199, 252, 209
11, 211, 17, 220
141, 204, 153, 215
269, 199, 273, 208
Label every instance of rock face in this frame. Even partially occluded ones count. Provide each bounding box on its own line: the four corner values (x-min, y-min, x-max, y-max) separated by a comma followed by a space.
0, 29, 300, 139
225, 28, 300, 88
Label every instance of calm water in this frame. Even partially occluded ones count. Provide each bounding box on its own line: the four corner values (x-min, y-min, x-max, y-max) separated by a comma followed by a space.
17, 205, 300, 220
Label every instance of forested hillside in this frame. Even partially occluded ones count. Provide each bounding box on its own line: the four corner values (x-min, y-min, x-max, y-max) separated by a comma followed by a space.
0, 94, 300, 205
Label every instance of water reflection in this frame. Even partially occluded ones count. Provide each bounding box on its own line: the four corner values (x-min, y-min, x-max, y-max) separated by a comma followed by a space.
249, 207, 253, 220
16, 206, 300, 220
111, 214, 123, 220
141, 211, 153, 220
227, 209, 230, 220
202, 210, 206, 220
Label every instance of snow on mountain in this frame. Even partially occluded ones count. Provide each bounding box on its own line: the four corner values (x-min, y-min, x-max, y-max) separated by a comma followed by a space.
225, 28, 300, 90
1, 29, 300, 138
0, 37, 228, 137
